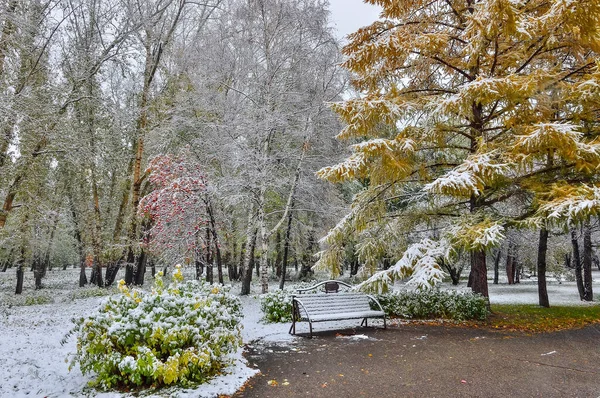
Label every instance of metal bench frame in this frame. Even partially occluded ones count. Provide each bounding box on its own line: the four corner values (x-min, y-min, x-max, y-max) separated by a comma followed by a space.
288, 280, 387, 338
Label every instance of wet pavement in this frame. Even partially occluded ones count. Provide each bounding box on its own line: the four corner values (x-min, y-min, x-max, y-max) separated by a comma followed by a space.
234, 322, 600, 398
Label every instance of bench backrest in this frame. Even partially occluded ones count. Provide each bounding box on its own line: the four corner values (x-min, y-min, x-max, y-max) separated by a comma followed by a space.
294, 293, 373, 317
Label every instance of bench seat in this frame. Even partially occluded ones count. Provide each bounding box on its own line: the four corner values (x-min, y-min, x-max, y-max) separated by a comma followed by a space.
309, 310, 385, 322
289, 284, 387, 337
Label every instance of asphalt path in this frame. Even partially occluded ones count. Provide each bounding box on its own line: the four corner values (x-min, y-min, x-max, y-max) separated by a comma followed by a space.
234, 322, 600, 398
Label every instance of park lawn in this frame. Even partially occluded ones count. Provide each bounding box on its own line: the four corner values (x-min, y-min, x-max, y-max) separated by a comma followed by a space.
481, 304, 600, 333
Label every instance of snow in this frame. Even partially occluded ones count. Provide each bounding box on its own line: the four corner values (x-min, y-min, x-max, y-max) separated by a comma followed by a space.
0, 268, 598, 397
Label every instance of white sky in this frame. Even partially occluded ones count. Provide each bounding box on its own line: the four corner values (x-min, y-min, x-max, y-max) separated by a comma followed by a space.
328, 0, 381, 40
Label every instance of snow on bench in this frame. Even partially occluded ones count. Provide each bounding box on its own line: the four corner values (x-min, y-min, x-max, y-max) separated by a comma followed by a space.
288, 280, 387, 338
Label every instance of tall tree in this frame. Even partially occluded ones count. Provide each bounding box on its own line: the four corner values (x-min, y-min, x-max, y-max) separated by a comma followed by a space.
317, 0, 600, 296
161, 0, 345, 294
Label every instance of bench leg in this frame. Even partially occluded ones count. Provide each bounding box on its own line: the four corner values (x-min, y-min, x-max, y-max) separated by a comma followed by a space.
383, 316, 387, 329
309, 322, 313, 338
361, 318, 367, 327
289, 319, 295, 335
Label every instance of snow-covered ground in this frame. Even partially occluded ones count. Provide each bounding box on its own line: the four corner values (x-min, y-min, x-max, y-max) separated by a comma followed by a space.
0, 268, 598, 397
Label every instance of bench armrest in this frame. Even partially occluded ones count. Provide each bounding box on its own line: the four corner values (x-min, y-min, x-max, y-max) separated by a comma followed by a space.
365, 294, 385, 313
291, 296, 310, 321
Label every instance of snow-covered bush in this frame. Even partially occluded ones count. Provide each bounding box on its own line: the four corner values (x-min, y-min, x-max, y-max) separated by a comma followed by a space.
375, 290, 488, 321
24, 293, 53, 306
260, 289, 293, 323
67, 266, 242, 390
260, 283, 322, 323
69, 286, 116, 300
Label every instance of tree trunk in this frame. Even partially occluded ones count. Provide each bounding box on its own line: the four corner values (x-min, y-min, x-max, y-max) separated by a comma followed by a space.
582, 222, 594, 301
134, 250, 147, 286
240, 204, 256, 295
493, 249, 501, 284
350, 258, 359, 276
206, 200, 224, 284
275, 230, 282, 277
195, 257, 203, 280
279, 198, 294, 290
124, 249, 134, 285
537, 227, 550, 307
258, 204, 269, 293
229, 230, 238, 282
440, 258, 462, 285
34, 258, 44, 290
571, 228, 584, 299
506, 242, 515, 285
237, 241, 246, 281
241, 228, 258, 295
104, 259, 122, 287
205, 225, 213, 284
15, 263, 24, 294
79, 259, 88, 287
470, 250, 488, 298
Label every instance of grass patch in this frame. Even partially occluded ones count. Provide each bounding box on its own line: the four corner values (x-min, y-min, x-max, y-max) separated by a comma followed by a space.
478, 304, 600, 333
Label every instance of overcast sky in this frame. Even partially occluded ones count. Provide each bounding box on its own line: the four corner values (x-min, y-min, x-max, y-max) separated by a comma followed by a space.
328, 0, 381, 40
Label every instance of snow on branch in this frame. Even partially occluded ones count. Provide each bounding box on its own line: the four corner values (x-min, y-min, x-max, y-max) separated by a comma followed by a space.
354, 238, 447, 294
424, 153, 508, 197
448, 218, 505, 252
513, 122, 600, 170
538, 184, 600, 225
330, 95, 415, 140
317, 136, 417, 183
436, 75, 542, 117
316, 152, 368, 182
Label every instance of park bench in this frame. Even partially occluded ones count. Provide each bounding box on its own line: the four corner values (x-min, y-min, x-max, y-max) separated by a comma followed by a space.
288, 280, 387, 338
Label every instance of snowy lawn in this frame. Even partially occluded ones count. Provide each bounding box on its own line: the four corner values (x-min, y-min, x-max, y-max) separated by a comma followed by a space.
0, 268, 598, 397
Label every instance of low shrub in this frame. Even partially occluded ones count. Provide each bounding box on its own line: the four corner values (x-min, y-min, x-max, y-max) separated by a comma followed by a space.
24, 293, 53, 306
69, 286, 116, 300
260, 289, 293, 323
375, 289, 489, 321
260, 282, 354, 323
67, 265, 243, 390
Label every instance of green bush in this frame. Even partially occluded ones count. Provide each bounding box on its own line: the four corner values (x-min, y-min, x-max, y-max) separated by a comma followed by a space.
260, 282, 356, 323
24, 294, 53, 306
69, 286, 116, 300
67, 266, 243, 390
375, 290, 489, 321
260, 289, 293, 323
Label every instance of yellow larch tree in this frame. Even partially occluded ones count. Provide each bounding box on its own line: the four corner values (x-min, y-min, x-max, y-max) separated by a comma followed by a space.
317, 0, 600, 298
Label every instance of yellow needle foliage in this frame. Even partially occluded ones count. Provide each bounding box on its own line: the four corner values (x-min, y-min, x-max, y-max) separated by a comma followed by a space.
317, 0, 600, 293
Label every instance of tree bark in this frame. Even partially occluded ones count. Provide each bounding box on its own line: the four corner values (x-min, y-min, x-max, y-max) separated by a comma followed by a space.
206, 200, 224, 284
582, 222, 594, 301
571, 228, 584, 299
240, 204, 256, 295
493, 249, 501, 284
241, 227, 257, 295
537, 227, 550, 307
205, 224, 213, 284
134, 250, 147, 286
15, 263, 24, 294
470, 250, 488, 298
506, 242, 515, 285
104, 261, 120, 287
79, 260, 88, 287
279, 198, 294, 290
